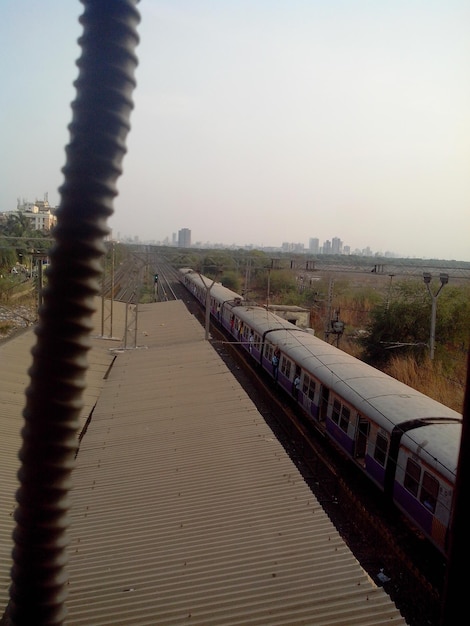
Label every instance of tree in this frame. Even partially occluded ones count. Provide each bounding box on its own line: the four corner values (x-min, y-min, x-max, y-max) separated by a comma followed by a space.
433, 284, 470, 350
2, 212, 33, 238
359, 279, 470, 367
0, 238, 18, 273
0, 213, 54, 274
220, 271, 240, 292
252, 269, 297, 304
360, 280, 431, 367
201, 251, 237, 275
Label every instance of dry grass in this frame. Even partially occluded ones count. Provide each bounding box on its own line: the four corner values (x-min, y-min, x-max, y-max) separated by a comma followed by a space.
382, 354, 465, 413
328, 336, 466, 414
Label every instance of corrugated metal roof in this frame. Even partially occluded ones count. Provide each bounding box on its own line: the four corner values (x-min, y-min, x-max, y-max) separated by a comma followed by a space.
0, 299, 127, 610
65, 300, 408, 625
0, 299, 408, 625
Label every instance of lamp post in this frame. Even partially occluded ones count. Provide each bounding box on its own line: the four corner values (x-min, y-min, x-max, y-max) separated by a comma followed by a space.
423, 272, 449, 360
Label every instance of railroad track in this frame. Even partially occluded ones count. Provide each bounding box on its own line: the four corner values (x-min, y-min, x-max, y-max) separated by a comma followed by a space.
153, 261, 180, 302
100, 252, 181, 304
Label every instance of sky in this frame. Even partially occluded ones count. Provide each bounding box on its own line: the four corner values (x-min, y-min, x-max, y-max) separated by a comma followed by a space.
1, 1, 469, 261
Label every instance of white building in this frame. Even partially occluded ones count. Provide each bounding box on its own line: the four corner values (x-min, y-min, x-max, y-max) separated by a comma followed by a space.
10, 194, 57, 231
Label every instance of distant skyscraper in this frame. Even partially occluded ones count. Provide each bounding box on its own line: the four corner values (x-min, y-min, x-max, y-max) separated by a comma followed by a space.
309, 238, 319, 254
331, 237, 342, 254
178, 228, 191, 248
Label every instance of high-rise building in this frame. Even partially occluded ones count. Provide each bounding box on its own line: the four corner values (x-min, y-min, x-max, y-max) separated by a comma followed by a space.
331, 237, 343, 255
178, 228, 191, 248
322, 240, 332, 254
282, 242, 304, 253
309, 238, 319, 254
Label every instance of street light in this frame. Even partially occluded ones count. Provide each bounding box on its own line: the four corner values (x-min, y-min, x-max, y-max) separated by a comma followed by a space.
423, 272, 449, 360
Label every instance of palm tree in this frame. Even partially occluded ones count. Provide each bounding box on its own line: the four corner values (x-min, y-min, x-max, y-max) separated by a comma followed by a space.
3, 212, 33, 238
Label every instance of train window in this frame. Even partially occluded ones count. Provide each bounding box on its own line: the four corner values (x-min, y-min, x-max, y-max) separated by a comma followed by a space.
332, 399, 341, 425
420, 472, 438, 514
302, 375, 316, 400
404, 458, 421, 497
280, 358, 291, 378
302, 376, 309, 395
265, 344, 274, 361
339, 406, 350, 433
373, 432, 388, 466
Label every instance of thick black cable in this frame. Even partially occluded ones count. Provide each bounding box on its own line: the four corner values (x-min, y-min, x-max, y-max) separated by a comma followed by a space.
1, 2, 140, 624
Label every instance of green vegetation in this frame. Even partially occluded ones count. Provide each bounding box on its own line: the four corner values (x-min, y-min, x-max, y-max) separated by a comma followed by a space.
0, 212, 53, 298
218, 271, 241, 293
163, 246, 468, 412
359, 281, 470, 365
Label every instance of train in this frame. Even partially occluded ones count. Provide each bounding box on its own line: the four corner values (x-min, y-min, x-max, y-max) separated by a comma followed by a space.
179, 267, 463, 558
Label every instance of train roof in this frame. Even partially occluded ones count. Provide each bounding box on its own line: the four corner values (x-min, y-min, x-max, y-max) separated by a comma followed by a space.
229, 305, 462, 428
180, 267, 244, 305
401, 423, 462, 483
234, 305, 295, 332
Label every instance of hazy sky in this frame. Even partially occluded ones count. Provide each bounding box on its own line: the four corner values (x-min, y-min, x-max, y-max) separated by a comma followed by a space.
2, 1, 469, 261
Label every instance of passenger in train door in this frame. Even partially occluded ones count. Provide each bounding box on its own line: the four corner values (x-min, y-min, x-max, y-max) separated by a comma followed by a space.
249, 331, 254, 353
272, 348, 280, 381
292, 371, 301, 401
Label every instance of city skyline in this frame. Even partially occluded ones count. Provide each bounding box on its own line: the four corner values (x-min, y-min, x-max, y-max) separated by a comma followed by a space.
2, 2, 469, 262
1, 197, 448, 260
116, 228, 460, 262
2, 195, 466, 262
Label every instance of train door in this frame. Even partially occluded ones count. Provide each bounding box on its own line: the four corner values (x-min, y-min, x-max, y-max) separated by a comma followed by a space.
318, 385, 329, 423
354, 415, 369, 466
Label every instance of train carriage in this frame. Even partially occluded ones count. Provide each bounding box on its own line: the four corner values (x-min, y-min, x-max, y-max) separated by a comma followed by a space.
179, 267, 462, 557
395, 422, 461, 552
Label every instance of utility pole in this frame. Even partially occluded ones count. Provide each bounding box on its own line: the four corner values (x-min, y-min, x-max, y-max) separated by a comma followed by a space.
199, 271, 217, 340
324, 277, 334, 341
154, 273, 159, 301
244, 257, 251, 298
423, 272, 449, 360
